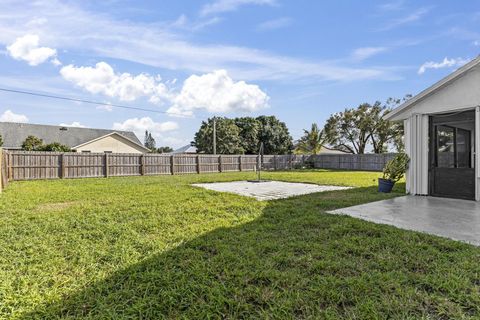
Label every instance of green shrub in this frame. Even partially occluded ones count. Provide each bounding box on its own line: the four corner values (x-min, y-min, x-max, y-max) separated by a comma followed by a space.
40, 142, 71, 152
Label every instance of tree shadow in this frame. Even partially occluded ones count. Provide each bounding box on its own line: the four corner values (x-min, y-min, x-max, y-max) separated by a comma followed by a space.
23, 184, 480, 319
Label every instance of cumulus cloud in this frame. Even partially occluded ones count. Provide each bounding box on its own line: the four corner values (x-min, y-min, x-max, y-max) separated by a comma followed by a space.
113, 117, 179, 141
351, 47, 387, 61
201, 0, 276, 16
0, 110, 29, 123
60, 62, 171, 103
418, 57, 469, 74
59, 63, 269, 116
6, 34, 57, 66
167, 69, 269, 116
59, 122, 86, 128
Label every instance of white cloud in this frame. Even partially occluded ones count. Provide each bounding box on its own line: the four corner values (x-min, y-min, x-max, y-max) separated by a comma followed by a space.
0, 1, 394, 82
201, 0, 276, 16
379, 7, 432, 31
257, 17, 292, 31
378, 0, 404, 11
6, 34, 57, 66
171, 14, 222, 31
351, 47, 387, 61
113, 117, 179, 141
418, 57, 469, 74
0, 110, 29, 123
59, 121, 85, 128
60, 62, 171, 102
168, 69, 269, 116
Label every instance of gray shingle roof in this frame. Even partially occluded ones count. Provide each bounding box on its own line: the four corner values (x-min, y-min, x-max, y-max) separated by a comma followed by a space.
172, 145, 197, 154
0, 122, 142, 149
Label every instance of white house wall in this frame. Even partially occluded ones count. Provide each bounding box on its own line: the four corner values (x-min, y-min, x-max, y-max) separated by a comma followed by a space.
75, 135, 146, 153
476, 106, 480, 201
404, 114, 429, 195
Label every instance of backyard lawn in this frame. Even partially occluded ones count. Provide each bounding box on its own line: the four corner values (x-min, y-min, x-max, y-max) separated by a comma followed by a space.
0, 170, 479, 319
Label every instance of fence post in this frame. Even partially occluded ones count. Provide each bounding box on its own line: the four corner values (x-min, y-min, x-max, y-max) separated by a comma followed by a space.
196, 155, 200, 174
239, 155, 242, 171
104, 153, 109, 178
170, 155, 175, 175
218, 155, 223, 173
273, 155, 277, 170
60, 153, 65, 178
140, 154, 145, 176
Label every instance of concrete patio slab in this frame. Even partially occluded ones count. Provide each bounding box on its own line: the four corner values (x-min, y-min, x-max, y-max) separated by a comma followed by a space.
192, 181, 351, 201
328, 196, 480, 246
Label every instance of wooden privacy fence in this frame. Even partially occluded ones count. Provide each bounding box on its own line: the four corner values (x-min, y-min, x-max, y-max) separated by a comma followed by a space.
4, 151, 310, 181
311, 153, 397, 171
1, 151, 396, 183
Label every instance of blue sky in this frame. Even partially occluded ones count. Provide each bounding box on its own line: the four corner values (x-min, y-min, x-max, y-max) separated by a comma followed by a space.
0, 0, 479, 148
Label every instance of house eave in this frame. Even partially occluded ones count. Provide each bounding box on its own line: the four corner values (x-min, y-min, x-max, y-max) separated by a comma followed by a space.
385, 55, 480, 121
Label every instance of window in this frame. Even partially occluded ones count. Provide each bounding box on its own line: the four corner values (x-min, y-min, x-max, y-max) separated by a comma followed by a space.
435, 125, 472, 168
81, 150, 91, 153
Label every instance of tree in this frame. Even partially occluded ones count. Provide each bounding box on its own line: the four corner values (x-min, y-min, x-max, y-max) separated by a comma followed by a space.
256, 116, 293, 154
22, 135, 44, 151
193, 117, 244, 154
234, 117, 260, 154
0, 134, 3, 147
324, 103, 376, 154
144, 131, 156, 151
157, 146, 173, 153
295, 123, 328, 154
40, 142, 71, 152
370, 96, 411, 153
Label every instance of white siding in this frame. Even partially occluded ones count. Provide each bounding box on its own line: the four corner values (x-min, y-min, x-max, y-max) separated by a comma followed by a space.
404, 114, 429, 195
75, 135, 146, 154
476, 107, 480, 201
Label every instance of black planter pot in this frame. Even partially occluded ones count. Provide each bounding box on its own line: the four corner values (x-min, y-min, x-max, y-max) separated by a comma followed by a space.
378, 178, 395, 193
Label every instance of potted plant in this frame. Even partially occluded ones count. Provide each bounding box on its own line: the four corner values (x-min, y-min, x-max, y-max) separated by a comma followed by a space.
379, 153, 409, 193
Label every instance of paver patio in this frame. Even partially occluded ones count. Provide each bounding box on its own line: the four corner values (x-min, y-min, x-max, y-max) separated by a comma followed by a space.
192, 180, 351, 200
328, 195, 480, 246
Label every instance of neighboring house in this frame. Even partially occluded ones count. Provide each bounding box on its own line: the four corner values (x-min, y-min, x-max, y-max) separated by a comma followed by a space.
0, 122, 149, 153
386, 56, 480, 201
315, 146, 350, 155
172, 144, 197, 154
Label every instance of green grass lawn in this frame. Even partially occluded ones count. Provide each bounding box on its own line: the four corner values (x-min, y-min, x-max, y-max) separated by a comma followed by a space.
0, 170, 479, 319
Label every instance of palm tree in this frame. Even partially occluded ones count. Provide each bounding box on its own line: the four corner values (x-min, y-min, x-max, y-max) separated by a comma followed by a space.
295, 123, 328, 154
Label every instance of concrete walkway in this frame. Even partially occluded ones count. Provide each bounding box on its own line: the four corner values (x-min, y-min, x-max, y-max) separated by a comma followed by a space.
328, 196, 480, 246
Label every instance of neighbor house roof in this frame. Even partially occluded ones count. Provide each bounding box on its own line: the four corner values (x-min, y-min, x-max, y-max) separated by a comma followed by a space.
385, 55, 480, 121
319, 146, 350, 154
172, 145, 197, 154
0, 122, 144, 150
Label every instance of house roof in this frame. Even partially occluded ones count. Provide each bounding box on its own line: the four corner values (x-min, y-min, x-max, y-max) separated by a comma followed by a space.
319, 146, 350, 154
385, 55, 480, 121
172, 145, 197, 154
0, 122, 143, 149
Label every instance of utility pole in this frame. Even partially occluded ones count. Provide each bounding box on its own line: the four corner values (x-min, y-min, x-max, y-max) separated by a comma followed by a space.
213, 116, 217, 155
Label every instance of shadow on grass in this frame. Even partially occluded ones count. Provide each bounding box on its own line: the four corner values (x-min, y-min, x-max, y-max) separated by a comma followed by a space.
24, 184, 480, 319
